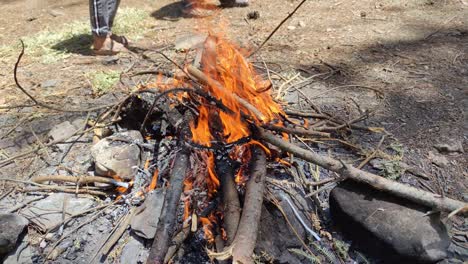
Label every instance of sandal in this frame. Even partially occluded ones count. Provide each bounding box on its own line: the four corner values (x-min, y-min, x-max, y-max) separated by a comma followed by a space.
93, 35, 129, 56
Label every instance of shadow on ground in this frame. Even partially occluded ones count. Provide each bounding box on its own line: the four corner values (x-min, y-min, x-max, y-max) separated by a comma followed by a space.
51, 33, 93, 56
151, 1, 185, 21
151, 1, 226, 21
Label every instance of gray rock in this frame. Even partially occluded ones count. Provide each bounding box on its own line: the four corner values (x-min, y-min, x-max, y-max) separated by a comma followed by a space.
21, 193, 94, 231
174, 34, 207, 52
3, 234, 32, 264
330, 180, 450, 263
41, 79, 60, 88
91, 130, 143, 180
434, 142, 464, 154
48, 120, 83, 142
428, 151, 449, 168
131, 189, 165, 239
120, 235, 148, 264
0, 214, 29, 257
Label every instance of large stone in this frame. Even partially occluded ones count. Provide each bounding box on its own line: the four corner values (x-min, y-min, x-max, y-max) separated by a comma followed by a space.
91, 130, 143, 180
21, 193, 94, 231
120, 235, 148, 264
130, 189, 165, 239
330, 180, 450, 263
0, 214, 29, 258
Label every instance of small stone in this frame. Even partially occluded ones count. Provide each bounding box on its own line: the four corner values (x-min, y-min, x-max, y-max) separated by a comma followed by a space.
247, 11, 260, 20
0, 214, 29, 258
287, 26, 296, 30
98, 225, 106, 232
91, 131, 143, 180
45, 233, 55, 241
330, 181, 450, 263
174, 34, 208, 52
48, 9, 64, 17
360, 11, 367, 18
40, 240, 47, 248
434, 142, 464, 154
428, 151, 449, 168
298, 21, 306, 27
131, 189, 165, 239
41, 79, 60, 88
47, 120, 82, 142
102, 56, 119, 65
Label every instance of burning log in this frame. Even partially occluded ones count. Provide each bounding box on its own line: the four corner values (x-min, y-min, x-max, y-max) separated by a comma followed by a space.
212, 146, 267, 264
215, 155, 241, 245
147, 149, 190, 264
258, 127, 467, 213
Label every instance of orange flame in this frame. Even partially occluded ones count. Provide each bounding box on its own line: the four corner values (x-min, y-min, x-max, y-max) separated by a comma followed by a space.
189, 32, 284, 146
147, 169, 159, 192
200, 213, 218, 244
183, 176, 194, 221
206, 152, 220, 196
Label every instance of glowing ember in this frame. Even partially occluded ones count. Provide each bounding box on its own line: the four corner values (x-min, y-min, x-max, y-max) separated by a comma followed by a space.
147, 169, 159, 192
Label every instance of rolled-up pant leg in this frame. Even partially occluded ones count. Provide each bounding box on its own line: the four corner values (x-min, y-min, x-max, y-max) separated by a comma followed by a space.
89, 0, 121, 37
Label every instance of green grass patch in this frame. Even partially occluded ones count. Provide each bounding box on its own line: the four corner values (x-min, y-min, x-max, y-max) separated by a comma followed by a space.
87, 70, 121, 95
0, 8, 151, 64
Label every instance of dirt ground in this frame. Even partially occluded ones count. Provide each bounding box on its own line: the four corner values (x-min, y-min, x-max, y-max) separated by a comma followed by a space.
0, 0, 467, 262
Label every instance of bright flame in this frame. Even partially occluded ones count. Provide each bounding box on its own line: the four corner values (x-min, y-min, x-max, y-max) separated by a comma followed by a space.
189, 32, 284, 146
147, 169, 158, 192
206, 152, 220, 196
200, 213, 218, 244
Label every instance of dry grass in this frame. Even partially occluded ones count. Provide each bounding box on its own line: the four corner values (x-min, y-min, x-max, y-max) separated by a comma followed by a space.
0, 8, 152, 64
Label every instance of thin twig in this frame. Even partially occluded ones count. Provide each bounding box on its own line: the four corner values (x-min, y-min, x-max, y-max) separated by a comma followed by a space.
14, 40, 117, 113
6, 195, 46, 213
357, 135, 386, 169
249, 0, 308, 57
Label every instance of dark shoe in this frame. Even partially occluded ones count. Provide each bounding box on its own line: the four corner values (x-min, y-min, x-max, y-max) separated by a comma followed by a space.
220, 0, 249, 7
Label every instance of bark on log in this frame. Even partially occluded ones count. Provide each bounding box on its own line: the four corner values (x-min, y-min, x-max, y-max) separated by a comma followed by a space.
147, 149, 189, 264
229, 146, 267, 264
259, 127, 467, 213
215, 156, 241, 245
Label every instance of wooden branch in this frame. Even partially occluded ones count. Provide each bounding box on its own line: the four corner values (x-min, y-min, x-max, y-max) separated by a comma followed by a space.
284, 110, 329, 119
258, 128, 467, 213
31, 175, 123, 186
147, 149, 189, 264
186, 65, 265, 121
249, 0, 308, 57
264, 124, 331, 138
163, 227, 190, 263
229, 146, 267, 264
23, 186, 107, 196
215, 156, 241, 245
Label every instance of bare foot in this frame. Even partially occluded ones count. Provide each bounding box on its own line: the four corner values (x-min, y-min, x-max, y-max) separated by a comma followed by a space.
93, 34, 128, 56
